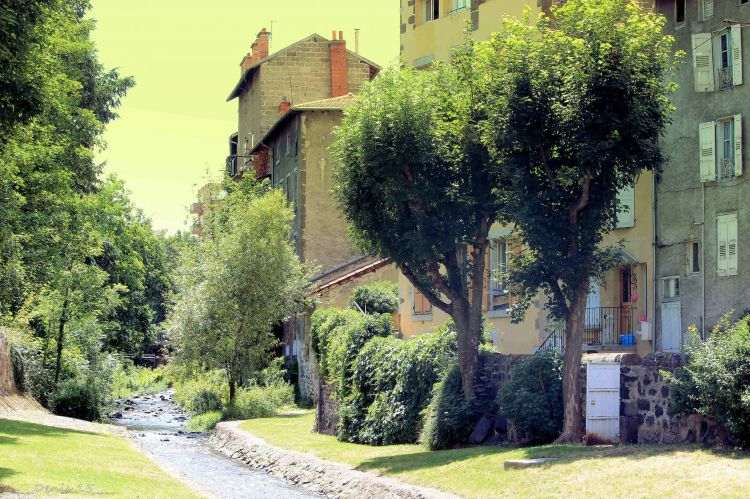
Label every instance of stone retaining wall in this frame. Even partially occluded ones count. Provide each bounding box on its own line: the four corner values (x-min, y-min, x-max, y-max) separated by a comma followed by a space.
315, 380, 339, 436
209, 421, 456, 499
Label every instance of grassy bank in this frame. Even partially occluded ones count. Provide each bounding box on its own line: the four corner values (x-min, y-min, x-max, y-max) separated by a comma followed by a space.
241, 411, 750, 498
0, 419, 198, 497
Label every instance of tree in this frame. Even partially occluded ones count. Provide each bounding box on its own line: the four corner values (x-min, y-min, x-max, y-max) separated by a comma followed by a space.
170, 183, 312, 402
481, 0, 677, 441
333, 65, 502, 400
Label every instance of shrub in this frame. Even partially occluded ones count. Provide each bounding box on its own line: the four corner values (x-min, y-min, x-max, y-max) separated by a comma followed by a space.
172, 370, 228, 413
348, 281, 399, 315
189, 389, 223, 415
667, 317, 750, 447
419, 351, 501, 450
187, 410, 223, 432
497, 351, 563, 445
48, 378, 102, 421
111, 363, 168, 400
223, 384, 294, 420
339, 322, 457, 445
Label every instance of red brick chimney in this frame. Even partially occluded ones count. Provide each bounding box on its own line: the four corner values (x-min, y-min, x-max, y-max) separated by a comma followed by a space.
251, 41, 259, 64
256, 28, 270, 60
240, 53, 253, 73
329, 30, 348, 97
278, 96, 291, 115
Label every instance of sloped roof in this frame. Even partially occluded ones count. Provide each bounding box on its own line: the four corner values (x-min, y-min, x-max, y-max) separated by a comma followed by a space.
227, 33, 380, 101
248, 94, 356, 155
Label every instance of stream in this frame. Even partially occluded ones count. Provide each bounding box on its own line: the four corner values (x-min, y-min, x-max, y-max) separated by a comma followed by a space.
110, 389, 316, 499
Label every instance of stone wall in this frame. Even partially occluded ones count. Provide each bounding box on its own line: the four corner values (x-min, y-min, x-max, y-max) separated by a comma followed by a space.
619, 352, 730, 445
0, 330, 16, 395
315, 380, 339, 436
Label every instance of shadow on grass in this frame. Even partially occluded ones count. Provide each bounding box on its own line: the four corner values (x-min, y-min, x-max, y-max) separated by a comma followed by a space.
0, 418, 101, 439
355, 443, 748, 475
0, 466, 18, 493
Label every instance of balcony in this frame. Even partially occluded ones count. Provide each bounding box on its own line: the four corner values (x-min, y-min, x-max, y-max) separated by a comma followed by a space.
539, 306, 640, 352
226, 155, 239, 177
718, 67, 733, 90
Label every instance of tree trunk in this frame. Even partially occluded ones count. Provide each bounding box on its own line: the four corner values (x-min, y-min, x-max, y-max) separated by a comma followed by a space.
453, 304, 479, 401
229, 378, 236, 404
54, 292, 70, 385
556, 283, 588, 443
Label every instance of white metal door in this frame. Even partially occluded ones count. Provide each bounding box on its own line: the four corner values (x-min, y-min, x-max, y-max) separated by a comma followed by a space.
661, 301, 682, 352
586, 284, 601, 327
586, 362, 620, 441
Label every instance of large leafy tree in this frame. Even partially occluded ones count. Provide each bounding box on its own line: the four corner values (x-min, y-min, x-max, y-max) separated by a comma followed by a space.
170, 182, 312, 402
483, 0, 677, 441
333, 65, 502, 400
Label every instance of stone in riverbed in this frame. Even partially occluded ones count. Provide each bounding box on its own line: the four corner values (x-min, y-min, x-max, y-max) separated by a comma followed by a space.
111, 412, 123, 419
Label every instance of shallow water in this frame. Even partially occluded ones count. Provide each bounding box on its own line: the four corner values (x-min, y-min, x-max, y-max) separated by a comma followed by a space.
110, 389, 316, 499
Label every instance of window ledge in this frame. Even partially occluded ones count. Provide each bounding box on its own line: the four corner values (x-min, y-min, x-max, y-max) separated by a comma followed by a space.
412, 313, 433, 321
487, 309, 510, 318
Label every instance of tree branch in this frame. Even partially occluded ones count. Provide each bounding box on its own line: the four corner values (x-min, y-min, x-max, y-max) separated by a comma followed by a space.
569, 174, 591, 224
539, 145, 558, 189
400, 263, 453, 315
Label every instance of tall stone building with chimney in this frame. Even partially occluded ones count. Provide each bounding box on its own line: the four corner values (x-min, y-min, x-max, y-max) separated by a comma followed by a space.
225, 29, 379, 179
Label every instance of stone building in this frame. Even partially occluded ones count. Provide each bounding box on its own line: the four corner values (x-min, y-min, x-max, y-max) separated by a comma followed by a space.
225, 28, 379, 179
653, 0, 749, 350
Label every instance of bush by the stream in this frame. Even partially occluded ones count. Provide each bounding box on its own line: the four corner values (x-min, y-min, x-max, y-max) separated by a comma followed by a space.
347, 281, 399, 315
497, 351, 563, 445
111, 363, 168, 400
48, 378, 102, 421
667, 316, 750, 447
187, 410, 223, 432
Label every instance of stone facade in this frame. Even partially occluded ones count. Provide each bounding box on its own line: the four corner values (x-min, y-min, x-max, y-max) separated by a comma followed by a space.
232, 33, 377, 174
653, 0, 750, 348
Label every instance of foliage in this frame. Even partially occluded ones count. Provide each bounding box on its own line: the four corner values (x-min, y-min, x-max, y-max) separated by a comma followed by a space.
187, 410, 223, 432
474, 0, 678, 440
348, 281, 399, 315
171, 369, 228, 413
497, 352, 564, 445
48, 377, 102, 421
309, 308, 393, 396
419, 352, 499, 450
667, 317, 750, 447
111, 364, 168, 401
169, 181, 313, 401
340, 323, 457, 445
333, 60, 502, 400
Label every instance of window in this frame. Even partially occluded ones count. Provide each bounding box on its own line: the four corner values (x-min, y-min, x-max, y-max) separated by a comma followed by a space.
663, 276, 680, 300
687, 240, 701, 274
285, 132, 291, 156
452, 0, 469, 11
615, 184, 635, 228
743, 0, 749, 6
676, 0, 685, 23
699, 115, 743, 181
489, 238, 510, 313
413, 288, 433, 316
424, 0, 440, 22
693, 28, 743, 92
274, 142, 280, 165
621, 267, 633, 303
717, 213, 738, 276
701, 0, 713, 21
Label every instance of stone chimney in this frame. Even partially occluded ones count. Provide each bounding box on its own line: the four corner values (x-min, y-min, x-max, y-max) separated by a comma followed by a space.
329, 30, 348, 98
278, 96, 291, 115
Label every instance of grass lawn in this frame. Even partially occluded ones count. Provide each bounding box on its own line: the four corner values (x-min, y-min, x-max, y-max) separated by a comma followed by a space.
0, 419, 199, 498
241, 411, 750, 498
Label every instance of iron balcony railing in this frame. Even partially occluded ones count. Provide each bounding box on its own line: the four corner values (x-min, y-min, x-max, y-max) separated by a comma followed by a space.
226, 155, 239, 177
718, 67, 733, 90
539, 306, 640, 352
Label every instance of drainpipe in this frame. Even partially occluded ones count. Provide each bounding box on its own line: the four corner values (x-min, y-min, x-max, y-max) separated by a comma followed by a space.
701, 183, 706, 340
652, 173, 658, 353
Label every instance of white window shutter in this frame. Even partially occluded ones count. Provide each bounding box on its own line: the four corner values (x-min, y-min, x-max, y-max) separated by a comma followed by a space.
699, 121, 717, 181
735, 114, 743, 176
616, 185, 635, 228
703, 0, 714, 20
727, 214, 738, 276
732, 25, 743, 86
693, 33, 715, 92
718, 216, 728, 276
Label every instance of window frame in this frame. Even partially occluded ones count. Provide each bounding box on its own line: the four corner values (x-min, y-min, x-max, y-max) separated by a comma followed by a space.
412, 287, 433, 317
662, 276, 681, 301
717, 116, 736, 180
424, 0, 440, 23
675, 0, 686, 25
687, 240, 701, 275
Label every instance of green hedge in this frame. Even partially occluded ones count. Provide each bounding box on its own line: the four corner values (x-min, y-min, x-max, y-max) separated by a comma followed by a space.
667, 317, 750, 447
497, 351, 563, 445
348, 281, 399, 315
419, 352, 499, 450
341, 324, 457, 445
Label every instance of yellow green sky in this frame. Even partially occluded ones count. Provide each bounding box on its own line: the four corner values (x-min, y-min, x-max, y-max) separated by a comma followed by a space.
90, 1, 400, 233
